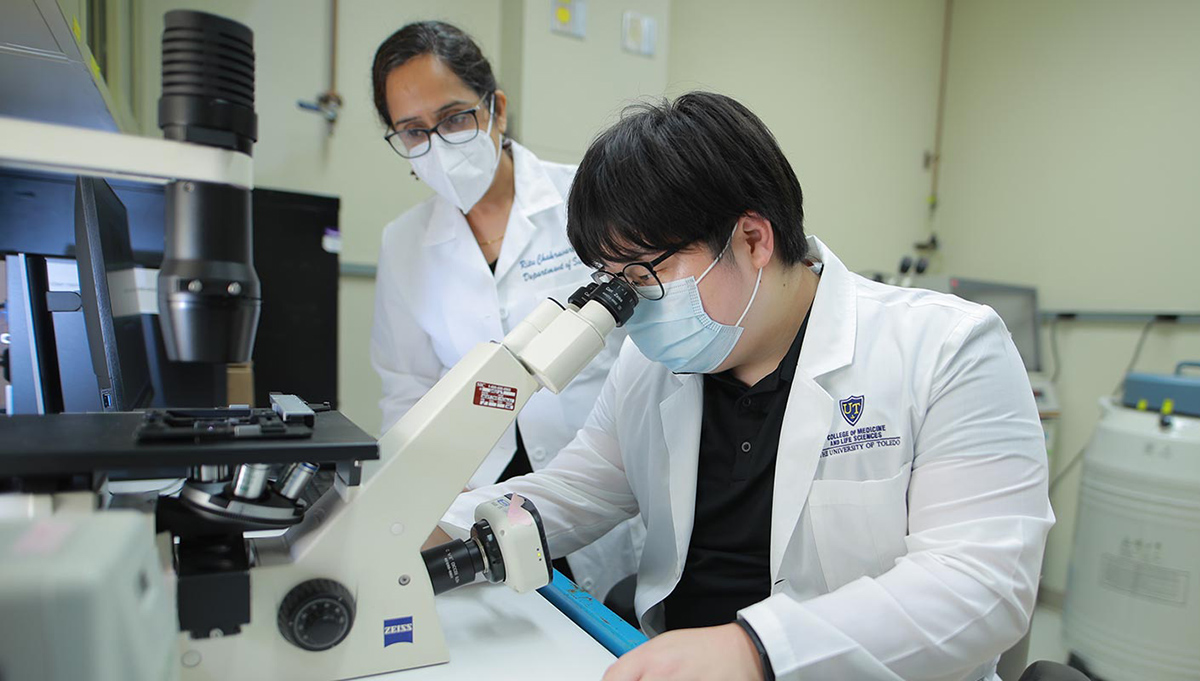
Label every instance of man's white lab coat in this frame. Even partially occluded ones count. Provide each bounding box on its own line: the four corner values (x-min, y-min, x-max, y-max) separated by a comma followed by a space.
444, 236, 1054, 681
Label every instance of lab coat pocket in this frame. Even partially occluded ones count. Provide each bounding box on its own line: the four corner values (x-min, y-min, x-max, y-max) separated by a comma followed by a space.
807, 469, 910, 591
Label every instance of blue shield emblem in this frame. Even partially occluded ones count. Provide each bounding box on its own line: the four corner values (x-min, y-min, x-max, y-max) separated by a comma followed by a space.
383, 616, 414, 646
840, 395, 865, 426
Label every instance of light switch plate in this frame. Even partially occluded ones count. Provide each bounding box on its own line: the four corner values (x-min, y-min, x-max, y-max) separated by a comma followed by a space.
621, 11, 657, 57
551, 0, 587, 39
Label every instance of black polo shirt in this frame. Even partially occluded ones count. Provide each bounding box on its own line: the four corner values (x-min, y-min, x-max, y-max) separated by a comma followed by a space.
663, 312, 810, 630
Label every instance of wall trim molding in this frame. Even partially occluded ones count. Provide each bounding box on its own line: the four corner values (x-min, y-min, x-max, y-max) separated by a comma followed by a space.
340, 262, 376, 278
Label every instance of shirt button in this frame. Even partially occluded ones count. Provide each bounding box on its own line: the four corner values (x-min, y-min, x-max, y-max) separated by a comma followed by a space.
531, 447, 547, 462
741, 398, 752, 409
741, 441, 752, 453
499, 307, 509, 320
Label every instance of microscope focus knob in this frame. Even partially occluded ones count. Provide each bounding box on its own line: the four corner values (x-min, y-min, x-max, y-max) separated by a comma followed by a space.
277, 579, 355, 651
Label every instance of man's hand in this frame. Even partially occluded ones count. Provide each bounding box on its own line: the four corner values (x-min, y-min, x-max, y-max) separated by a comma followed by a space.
602, 623, 765, 681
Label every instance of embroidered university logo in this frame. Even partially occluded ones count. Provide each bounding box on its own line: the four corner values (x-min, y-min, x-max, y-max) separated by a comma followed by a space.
383, 616, 414, 646
840, 395, 865, 426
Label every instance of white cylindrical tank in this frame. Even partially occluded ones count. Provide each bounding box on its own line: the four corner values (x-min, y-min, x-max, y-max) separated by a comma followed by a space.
1063, 399, 1200, 680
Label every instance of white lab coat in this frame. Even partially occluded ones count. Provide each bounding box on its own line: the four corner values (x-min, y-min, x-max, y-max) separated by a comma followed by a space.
443, 236, 1054, 681
370, 141, 641, 600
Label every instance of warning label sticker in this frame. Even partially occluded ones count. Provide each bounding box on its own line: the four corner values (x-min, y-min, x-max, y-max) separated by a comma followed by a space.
474, 382, 517, 411
1100, 553, 1189, 605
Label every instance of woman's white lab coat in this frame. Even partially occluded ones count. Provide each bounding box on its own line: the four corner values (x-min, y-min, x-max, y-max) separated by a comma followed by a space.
443, 236, 1054, 681
370, 141, 640, 600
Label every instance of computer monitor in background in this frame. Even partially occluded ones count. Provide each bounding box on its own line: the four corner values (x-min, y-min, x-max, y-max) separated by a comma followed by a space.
4, 170, 338, 412
948, 279, 1041, 373
909, 275, 1042, 373
74, 176, 153, 411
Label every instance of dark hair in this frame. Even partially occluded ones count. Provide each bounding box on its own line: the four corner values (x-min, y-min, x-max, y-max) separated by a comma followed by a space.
567, 92, 807, 268
371, 21, 496, 128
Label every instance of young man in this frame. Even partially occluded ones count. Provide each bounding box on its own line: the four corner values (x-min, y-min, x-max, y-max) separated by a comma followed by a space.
436, 92, 1053, 681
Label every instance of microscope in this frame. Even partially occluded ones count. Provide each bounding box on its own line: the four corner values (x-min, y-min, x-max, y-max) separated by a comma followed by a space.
0, 10, 638, 681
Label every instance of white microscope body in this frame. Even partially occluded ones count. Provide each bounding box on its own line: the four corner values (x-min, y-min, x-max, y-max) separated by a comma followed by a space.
173, 287, 634, 680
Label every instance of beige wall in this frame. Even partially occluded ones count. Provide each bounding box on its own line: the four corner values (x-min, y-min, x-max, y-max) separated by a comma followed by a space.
666, 0, 947, 273
935, 0, 1200, 597
501, 0, 671, 163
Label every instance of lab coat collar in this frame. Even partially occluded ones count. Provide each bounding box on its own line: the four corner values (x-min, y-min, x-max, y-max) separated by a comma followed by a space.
662, 372, 703, 572
491, 142, 563, 280
796, 235, 857, 379
422, 191, 468, 247
510, 141, 564, 217
420, 141, 563, 248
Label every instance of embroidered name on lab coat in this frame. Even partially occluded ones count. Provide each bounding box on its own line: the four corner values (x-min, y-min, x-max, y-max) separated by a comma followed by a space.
519, 247, 584, 282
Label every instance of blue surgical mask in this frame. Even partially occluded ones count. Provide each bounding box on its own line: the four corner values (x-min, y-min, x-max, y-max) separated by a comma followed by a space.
625, 228, 763, 374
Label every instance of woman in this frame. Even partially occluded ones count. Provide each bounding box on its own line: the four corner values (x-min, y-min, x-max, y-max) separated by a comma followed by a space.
368, 21, 639, 601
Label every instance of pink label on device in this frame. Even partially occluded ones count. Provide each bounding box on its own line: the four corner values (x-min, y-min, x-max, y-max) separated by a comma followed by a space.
474, 382, 517, 411
508, 495, 533, 526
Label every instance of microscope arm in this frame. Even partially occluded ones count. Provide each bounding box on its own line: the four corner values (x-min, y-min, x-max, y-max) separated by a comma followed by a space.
370, 294, 623, 546
281, 283, 635, 581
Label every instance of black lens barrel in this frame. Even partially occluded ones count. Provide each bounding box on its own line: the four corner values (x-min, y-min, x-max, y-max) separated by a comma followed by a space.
158, 180, 260, 363
586, 280, 639, 327
422, 539, 486, 596
158, 10, 257, 154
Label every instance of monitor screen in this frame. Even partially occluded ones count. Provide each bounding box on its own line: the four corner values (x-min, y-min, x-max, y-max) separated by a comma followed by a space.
74, 176, 153, 411
950, 279, 1041, 373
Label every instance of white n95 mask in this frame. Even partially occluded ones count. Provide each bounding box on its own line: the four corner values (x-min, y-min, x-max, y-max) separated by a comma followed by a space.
624, 224, 763, 374
408, 96, 500, 214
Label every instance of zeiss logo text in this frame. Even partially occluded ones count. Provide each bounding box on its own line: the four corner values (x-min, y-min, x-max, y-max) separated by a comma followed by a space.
383, 616, 414, 647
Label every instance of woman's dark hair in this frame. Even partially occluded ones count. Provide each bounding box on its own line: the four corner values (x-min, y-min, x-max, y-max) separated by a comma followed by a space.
371, 21, 496, 128
567, 92, 807, 268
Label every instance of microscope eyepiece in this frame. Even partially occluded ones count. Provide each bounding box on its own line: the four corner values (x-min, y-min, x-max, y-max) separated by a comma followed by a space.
567, 282, 599, 309
569, 279, 638, 327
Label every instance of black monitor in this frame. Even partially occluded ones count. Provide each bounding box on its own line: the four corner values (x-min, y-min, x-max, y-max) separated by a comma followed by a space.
74, 176, 154, 411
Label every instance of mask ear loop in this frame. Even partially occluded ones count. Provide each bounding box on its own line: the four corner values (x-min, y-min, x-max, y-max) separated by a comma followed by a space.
735, 267, 763, 327
480, 92, 503, 186
694, 219, 762, 327
484, 92, 496, 136
696, 222, 739, 285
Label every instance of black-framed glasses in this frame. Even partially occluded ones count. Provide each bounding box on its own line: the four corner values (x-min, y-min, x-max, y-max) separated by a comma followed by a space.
591, 247, 680, 301
384, 93, 492, 159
